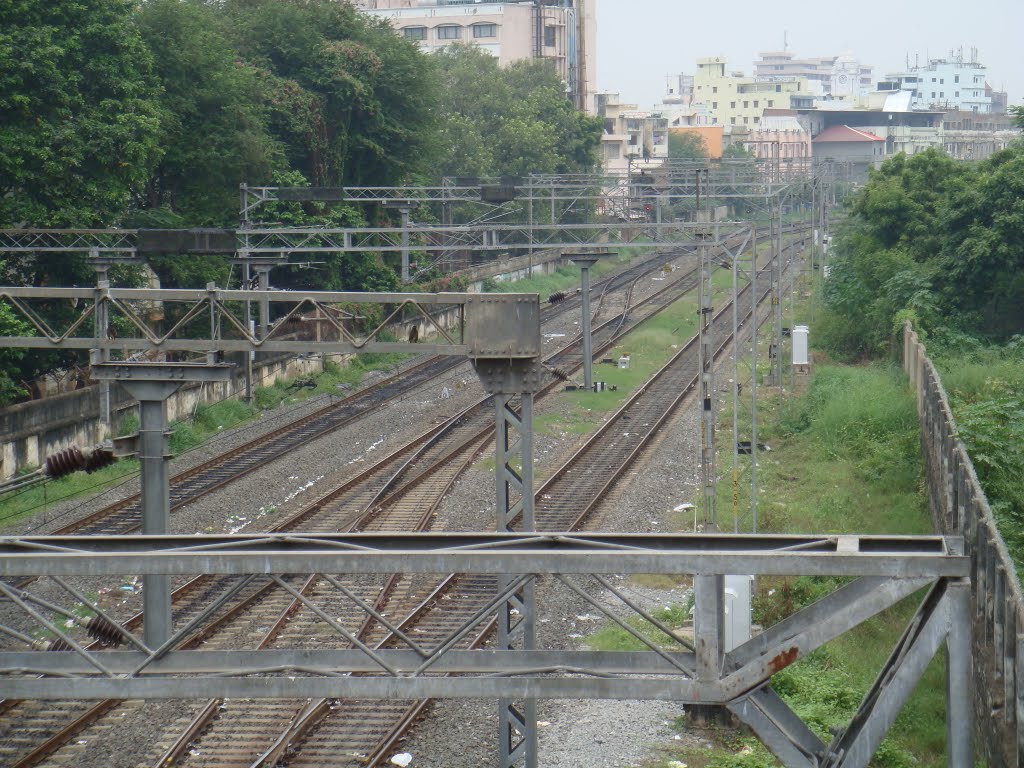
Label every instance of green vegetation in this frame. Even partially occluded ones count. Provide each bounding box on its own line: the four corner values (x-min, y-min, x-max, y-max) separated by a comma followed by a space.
818, 142, 1024, 579
0, 0, 604, 405
586, 602, 692, 652
938, 352, 1024, 569
821, 144, 1024, 357
638, 365, 943, 768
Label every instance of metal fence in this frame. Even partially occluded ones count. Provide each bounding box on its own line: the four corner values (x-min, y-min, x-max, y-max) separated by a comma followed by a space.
904, 322, 1024, 766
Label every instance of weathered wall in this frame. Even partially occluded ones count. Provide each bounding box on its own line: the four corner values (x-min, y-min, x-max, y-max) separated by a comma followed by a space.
904, 322, 1024, 767
0, 354, 322, 480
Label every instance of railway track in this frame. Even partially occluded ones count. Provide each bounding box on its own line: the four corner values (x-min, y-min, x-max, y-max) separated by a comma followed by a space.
134, 235, 806, 768
50, 244, 698, 537
0, 230, 808, 767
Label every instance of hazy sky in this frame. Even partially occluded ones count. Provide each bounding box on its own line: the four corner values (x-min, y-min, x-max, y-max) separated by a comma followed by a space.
595, 0, 1023, 109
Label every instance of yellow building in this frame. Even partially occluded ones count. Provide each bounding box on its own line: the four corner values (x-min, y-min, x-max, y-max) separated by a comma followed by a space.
694, 57, 814, 129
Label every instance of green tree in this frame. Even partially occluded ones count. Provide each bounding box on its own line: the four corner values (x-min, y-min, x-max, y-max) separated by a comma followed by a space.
0, 303, 33, 406
0, 0, 162, 227
668, 131, 709, 160
1011, 105, 1024, 129
221, 0, 438, 187
134, 0, 286, 225
434, 46, 601, 178
939, 143, 1024, 336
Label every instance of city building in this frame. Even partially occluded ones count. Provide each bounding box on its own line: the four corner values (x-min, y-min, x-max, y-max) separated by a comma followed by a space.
941, 110, 1020, 160
595, 93, 669, 176
353, 0, 597, 112
693, 57, 814, 129
878, 50, 993, 112
736, 115, 812, 176
811, 125, 886, 178
753, 50, 873, 98
663, 73, 695, 107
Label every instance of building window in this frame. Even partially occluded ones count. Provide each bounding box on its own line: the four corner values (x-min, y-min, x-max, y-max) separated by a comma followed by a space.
713, 86, 718, 94
472, 23, 497, 38
753, 100, 759, 108
776, 84, 782, 92
931, 77, 936, 82
940, 79, 944, 84
402, 26, 427, 40
606, 144, 620, 160
767, 100, 774, 107
730, 117, 736, 124
712, 102, 718, 109
730, 101, 735, 108
956, 91, 960, 98
955, 75, 960, 83
743, 117, 749, 124
437, 25, 461, 40
544, 25, 556, 47
932, 92, 936, 98
753, 116, 759, 123
743, 100, 749, 108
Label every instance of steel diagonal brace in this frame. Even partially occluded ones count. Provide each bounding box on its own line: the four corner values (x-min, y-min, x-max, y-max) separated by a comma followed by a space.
721, 576, 933, 697
822, 579, 969, 767
728, 688, 824, 768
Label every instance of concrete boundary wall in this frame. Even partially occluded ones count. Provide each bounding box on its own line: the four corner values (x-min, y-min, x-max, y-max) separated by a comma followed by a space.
904, 322, 1024, 767
0, 354, 323, 481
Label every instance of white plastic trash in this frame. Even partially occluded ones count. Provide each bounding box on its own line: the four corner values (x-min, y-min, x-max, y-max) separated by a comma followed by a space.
390, 754, 413, 767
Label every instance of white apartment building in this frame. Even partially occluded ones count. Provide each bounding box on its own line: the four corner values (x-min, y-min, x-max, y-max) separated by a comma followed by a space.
353, 0, 597, 112
754, 51, 873, 98
881, 52, 993, 113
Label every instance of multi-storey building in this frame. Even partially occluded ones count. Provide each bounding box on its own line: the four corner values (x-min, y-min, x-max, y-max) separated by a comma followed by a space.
595, 93, 669, 176
753, 51, 873, 98
353, 0, 597, 112
879, 52, 993, 113
693, 57, 814, 128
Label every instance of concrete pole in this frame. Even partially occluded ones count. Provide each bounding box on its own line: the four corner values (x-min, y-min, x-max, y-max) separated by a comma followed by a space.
242, 262, 254, 405
94, 364, 231, 649
135, 386, 176, 648
570, 255, 601, 391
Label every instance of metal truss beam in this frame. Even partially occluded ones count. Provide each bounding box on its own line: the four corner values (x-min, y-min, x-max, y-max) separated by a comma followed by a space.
0, 222, 743, 258
0, 287, 541, 358
0, 534, 970, 768
0, 532, 966, 578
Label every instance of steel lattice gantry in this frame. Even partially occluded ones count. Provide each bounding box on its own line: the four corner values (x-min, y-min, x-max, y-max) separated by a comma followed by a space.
0, 283, 549, 765
0, 533, 972, 768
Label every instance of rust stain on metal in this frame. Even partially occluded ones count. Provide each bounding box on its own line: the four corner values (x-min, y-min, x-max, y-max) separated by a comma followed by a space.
768, 646, 800, 674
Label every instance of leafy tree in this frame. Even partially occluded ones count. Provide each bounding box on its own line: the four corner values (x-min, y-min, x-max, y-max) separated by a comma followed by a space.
0, 303, 33, 405
433, 46, 601, 178
134, 0, 286, 225
668, 131, 709, 160
220, 0, 438, 187
0, 0, 162, 227
1011, 105, 1024, 130
939, 144, 1024, 336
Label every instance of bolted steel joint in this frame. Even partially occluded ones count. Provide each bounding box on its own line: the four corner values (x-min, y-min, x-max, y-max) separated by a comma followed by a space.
473, 357, 548, 395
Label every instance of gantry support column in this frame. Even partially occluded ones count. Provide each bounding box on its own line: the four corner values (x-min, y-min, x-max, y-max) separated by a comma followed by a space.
473, 357, 547, 768
569, 253, 607, 392
91, 257, 112, 438
94, 363, 232, 649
